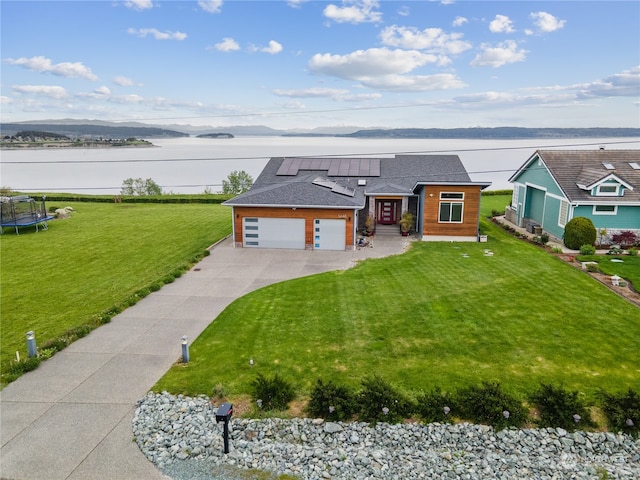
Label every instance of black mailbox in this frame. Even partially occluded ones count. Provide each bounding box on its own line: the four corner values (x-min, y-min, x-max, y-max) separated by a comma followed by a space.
215, 402, 233, 423
215, 402, 233, 454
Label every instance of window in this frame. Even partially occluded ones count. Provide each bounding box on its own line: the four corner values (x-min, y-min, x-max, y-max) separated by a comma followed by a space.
440, 192, 464, 200
558, 200, 569, 227
439, 202, 463, 223
593, 205, 617, 215
596, 184, 619, 196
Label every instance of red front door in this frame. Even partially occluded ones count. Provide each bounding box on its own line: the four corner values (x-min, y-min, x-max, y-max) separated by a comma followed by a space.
377, 200, 398, 224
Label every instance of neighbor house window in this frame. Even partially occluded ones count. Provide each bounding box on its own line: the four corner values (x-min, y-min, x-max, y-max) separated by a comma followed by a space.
558, 200, 569, 227
593, 205, 617, 215
596, 184, 619, 196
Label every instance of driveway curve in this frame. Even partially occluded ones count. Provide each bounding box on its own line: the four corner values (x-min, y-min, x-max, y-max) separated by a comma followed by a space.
1, 235, 409, 480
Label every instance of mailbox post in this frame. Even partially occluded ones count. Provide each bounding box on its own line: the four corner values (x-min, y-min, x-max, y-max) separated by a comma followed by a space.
215, 402, 233, 454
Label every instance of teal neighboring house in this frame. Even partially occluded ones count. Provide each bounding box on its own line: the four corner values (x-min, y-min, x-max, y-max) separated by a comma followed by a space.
506, 149, 640, 242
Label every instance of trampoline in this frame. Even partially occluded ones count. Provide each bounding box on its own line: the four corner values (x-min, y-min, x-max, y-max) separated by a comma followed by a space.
1, 195, 54, 234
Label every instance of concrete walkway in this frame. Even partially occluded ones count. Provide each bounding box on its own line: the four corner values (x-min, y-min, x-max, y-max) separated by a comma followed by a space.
0, 235, 409, 480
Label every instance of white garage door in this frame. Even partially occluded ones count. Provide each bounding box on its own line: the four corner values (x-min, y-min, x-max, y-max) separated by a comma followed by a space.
243, 217, 305, 249
314, 219, 346, 250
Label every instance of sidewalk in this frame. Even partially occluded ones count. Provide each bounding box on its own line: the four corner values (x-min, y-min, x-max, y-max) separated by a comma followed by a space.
0, 235, 409, 480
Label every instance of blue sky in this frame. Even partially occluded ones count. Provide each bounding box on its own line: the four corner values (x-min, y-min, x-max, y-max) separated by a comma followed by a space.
1, 0, 639, 130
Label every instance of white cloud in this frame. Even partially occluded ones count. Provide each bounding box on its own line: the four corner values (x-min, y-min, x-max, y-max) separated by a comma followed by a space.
309, 48, 438, 80
261, 40, 283, 55
273, 87, 350, 98
5, 56, 98, 81
94, 86, 111, 95
577, 66, 640, 98
127, 28, 187, 41
198, 0, 223, 14
12, 85, 68, 99
113, 76, 141, 87
380, 25, 472, 55
361, 73, 466, 92
528, 11, 566, 34
471, 40, 527, 68
1, 96, 13, 104
452, 16, 468, 27
489, 14, 515, 33
213, 37, 240, 52
124, 0, 154, 11
323, 0, 382, 24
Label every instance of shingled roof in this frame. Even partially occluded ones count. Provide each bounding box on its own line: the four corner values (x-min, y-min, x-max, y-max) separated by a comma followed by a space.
515, 150, 640, 204
224, 154, 488, 208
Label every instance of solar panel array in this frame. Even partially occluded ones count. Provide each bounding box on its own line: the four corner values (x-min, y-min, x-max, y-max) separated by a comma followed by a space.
277, 157, 381, 177
312, 177, 356, 197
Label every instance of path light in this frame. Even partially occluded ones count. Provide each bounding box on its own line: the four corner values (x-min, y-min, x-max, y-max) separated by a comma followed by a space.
611, 275, 621, 286
26, 331, 37, 358
626, 418, 634, 427
181, 336, 189, 363
443, 406, 451, 415
573, 414, 581, 423
502, 410, 510, 419
249, 358, 254, 366
329, 406, 335, 414
382, 407, 389, 415
256, 399, 263, 409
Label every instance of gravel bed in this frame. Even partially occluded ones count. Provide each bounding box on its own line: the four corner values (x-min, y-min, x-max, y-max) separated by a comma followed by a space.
134, 392, 640, 480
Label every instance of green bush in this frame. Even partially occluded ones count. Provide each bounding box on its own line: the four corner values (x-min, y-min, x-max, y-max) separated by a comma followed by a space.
564, 217, 596, 250
529, 383, 594, 431
307, 379, 357, 421
627, 247, 638, 257
357, 375, 414, 424
250, 373, 296, 411
456, 382, 527, 429
415, 387, 455, 424
580, 244, 596, 255
599, 388, 640, 438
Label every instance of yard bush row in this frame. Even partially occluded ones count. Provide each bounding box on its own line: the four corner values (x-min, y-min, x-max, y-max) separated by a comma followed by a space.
247, 374, 639, 436
36, 193, 233, 204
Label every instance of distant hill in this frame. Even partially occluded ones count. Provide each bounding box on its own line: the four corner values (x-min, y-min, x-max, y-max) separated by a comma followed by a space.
0, 122, 188, 139
2, 120, 638, 139
338, 127, 640, 139
196, 132, 234, 139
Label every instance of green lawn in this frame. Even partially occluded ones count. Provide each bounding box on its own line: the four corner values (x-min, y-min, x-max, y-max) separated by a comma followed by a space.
577, 254, 640, 289
155, 205, 640, 402
1, 202, 231, 384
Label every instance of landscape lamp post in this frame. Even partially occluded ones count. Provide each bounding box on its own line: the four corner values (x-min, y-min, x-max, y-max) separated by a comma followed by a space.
26, 331, 37, 358
181, 336, 189, 363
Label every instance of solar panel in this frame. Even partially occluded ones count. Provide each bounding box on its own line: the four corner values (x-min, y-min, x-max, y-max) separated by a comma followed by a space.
278, 157, 382, 176
331, 184, 355, 197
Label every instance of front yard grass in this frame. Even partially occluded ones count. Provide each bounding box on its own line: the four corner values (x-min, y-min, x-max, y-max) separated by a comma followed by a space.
576, 254, 640, 290
155, 215, 640, 403
0, 202, 231, 385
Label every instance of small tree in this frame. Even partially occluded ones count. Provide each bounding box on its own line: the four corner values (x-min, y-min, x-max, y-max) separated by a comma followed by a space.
222, 170, 253, 195
563, 217, 596, 250
120, 177, 163, 196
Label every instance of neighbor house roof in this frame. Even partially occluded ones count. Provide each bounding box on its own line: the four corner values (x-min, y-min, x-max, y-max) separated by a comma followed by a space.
223, 155, 490, 208
510, 150, 640, 204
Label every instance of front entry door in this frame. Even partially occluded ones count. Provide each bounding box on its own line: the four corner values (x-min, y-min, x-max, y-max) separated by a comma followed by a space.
377, 200, 398, 224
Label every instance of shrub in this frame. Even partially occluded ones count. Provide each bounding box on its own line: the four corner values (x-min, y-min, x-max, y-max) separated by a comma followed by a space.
250, 373, 296, 411
357, 375, 414, 424
415, 387, 455, 424
456, 382, 527, 429
611, 231, 638, 247
307, 379, 357, 421
599, 388, 640, 438
540, 233, 550, 245
529, 384, 594, 431
580, 244, 596, 255
627, 247, 638, 257
564, 217, 596, 250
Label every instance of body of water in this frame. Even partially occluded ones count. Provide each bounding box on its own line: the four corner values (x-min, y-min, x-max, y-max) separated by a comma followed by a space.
1, 136, 638, 195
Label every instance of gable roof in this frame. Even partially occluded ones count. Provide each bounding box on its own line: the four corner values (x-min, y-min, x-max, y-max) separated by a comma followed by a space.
510, 149, 640, 204
223, 155, 490, 208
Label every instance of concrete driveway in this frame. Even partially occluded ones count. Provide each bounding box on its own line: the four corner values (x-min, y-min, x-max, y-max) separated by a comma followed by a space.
0, 235, 409, 480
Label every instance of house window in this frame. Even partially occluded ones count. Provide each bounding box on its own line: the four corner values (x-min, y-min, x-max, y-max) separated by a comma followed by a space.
558, 200, 569, 227
439, 202, 463, 223
596, 184, 619, 196
440, 192, 464, 200
593, 205, 617, 215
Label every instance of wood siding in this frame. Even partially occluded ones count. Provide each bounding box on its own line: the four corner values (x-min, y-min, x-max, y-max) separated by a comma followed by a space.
232, 206, 356, 249
422, 185, 482, 237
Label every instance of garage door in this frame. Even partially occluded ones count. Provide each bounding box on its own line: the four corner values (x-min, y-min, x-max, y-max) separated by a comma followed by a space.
314, 219, 346, 250
243, 217, 305, 249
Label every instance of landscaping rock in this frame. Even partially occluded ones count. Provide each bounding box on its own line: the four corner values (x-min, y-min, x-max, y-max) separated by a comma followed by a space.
134, 392, 640, 480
